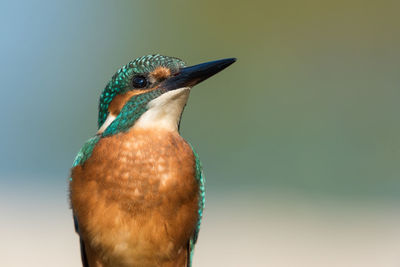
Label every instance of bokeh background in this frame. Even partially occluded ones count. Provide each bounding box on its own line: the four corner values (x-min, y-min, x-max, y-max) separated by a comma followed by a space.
1, 0, 399, 266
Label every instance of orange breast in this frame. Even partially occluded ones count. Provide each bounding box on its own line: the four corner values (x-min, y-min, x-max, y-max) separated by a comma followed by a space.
70, 128, 198, 267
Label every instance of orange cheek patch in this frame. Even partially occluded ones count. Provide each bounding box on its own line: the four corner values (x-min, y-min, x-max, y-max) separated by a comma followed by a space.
108, 88, 155, 116
150, 67, 171, 81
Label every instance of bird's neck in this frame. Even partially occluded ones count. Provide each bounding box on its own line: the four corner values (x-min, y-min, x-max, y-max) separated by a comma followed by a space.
99, 88, 190, 137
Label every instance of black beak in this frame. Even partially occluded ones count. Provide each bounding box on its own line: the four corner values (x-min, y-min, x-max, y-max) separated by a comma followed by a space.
162, 58, 236, 91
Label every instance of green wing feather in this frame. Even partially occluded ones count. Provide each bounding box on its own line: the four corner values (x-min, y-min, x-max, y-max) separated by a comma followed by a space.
188, 144, 205, 267
70, 136, 100, 267
71, 136, 101, 168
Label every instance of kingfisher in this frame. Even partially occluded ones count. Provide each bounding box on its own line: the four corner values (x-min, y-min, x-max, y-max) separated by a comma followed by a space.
69, 54, 236, 267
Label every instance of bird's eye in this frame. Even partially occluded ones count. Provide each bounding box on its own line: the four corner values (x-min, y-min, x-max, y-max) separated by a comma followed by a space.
132, 76, 148, 88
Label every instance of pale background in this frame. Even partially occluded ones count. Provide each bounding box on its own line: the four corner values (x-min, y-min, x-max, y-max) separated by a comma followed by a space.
1, 0, 399, 266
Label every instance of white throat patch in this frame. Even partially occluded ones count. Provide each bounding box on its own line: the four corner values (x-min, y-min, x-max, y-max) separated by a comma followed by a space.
133, 88, 190, 131
97, 114, 116, 135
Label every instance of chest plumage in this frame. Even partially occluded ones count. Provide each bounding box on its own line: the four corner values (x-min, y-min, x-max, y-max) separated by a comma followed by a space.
70, 128, 199, 266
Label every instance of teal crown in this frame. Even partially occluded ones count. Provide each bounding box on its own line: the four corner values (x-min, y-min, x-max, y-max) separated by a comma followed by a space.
98, 54, 186, 128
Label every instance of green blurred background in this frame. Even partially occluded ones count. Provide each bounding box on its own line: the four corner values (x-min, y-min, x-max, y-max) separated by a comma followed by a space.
1, 0, 399, 266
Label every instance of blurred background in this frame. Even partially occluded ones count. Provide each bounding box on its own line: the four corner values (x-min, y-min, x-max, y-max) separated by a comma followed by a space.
1, 0, 399, 266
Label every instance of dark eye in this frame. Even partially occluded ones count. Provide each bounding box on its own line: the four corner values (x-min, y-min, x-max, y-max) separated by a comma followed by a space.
132, 75, 147, 88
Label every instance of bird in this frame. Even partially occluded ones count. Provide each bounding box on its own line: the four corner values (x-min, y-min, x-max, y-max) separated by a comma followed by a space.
69, 54, 236, 267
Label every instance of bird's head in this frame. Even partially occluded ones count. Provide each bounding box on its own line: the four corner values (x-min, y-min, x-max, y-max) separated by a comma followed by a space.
97, 54, 236, 136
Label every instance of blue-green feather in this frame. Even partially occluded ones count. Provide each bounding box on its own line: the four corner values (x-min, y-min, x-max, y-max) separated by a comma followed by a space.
187, 144, 205, 267
72, 135, 101, 168
69, 136, 100, 184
